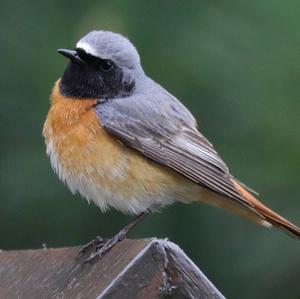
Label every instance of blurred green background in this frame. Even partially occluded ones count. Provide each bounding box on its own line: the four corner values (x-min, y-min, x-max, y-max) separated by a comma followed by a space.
1, 1, 299, 298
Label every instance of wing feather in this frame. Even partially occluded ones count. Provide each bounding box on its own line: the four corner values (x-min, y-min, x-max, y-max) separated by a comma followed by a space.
95, 89, 255, 208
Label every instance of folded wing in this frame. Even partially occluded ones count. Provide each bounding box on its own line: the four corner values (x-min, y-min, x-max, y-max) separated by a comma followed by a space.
95, 90, 253, 209
94, 88, 300, 238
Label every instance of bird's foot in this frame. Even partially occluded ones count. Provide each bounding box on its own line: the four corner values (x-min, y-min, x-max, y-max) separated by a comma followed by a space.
83, 233, 123, 264
77, 236, 107, 258
80, 212, 148, 265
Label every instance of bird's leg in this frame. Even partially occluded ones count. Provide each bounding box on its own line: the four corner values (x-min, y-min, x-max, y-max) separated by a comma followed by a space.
83, 211, 148, 264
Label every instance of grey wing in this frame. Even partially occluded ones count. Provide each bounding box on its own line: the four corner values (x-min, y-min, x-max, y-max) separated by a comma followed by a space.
95, 90, 253, 207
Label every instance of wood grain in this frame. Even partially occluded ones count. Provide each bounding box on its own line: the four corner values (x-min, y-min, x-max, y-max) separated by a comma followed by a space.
0, 239, 225, 299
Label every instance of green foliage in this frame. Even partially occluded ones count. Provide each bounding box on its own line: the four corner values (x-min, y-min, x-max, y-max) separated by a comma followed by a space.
0, 1, 299, 298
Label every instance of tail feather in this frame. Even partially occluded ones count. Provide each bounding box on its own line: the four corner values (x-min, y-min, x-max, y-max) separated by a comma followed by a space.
232, 179, 300, 238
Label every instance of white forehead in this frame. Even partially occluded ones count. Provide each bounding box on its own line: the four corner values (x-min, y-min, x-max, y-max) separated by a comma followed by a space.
76, 30, 140, 69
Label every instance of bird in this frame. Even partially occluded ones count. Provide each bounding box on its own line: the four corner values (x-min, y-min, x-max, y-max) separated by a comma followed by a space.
43, 30, 300, 261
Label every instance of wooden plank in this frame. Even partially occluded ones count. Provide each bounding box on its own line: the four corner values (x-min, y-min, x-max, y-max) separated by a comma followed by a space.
0, 239, 225, 298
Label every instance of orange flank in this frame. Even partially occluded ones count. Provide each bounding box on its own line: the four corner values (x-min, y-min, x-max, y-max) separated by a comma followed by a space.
43, 81, 200, 214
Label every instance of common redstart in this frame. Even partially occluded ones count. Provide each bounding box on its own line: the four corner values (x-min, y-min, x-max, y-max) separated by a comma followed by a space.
43, 30, 299, 261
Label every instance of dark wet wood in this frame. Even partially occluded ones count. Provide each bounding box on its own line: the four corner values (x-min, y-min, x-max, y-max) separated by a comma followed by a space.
0, 239, 225, 299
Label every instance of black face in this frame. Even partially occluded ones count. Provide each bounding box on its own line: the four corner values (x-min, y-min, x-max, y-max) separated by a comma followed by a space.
59, 48, 135, 99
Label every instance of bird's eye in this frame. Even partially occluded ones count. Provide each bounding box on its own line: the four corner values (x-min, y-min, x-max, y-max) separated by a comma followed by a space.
75, 48, 114, 72
101, 60, 114, 72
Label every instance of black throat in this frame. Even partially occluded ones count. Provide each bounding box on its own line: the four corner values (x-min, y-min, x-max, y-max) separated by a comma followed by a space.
59, 60, 135, 99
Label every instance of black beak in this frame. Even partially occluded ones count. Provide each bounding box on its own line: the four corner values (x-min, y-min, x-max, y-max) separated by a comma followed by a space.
57, 49, 84, 64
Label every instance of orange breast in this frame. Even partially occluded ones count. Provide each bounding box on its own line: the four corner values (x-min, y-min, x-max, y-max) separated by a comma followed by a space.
43, 80, 195, 214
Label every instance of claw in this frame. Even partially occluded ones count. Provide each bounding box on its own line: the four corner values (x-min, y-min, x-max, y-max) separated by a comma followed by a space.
79, 212, 148, 264
77, 236, 107, 259
83, 236, 118, 264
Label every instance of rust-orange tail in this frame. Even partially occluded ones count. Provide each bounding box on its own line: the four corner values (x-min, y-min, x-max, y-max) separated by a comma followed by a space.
232, 180, 300, 238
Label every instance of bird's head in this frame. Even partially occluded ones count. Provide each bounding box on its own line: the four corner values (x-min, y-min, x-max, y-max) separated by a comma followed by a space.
58, 30, 143, 99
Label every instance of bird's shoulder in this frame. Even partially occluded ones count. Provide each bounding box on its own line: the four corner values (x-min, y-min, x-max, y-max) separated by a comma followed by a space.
95, 80, 198, 137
